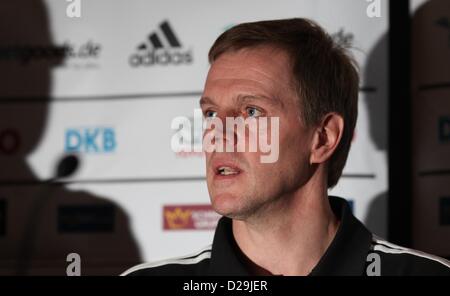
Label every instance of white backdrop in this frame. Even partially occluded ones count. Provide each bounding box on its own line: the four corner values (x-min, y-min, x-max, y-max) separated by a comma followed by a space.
0, 0, 389, 275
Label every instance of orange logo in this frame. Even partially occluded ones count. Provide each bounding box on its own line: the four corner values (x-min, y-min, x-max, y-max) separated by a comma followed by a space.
163, 205, 220, 230
164, 207, 192, 229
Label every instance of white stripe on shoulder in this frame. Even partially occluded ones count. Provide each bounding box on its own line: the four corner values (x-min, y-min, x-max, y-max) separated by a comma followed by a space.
372, 236, 450, 269
120, 244, 212, 276
372, 235, 408, 250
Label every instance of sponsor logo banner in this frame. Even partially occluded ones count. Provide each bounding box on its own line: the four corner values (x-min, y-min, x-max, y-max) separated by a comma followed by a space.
163, 204, 220, 230
129, 20, 193, 67
440, 196, 450, 226
0, 199, 6, 236
58, 205, 115, 233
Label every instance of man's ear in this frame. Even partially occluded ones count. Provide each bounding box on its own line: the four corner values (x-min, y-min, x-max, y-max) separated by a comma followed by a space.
310, 113, 344, 165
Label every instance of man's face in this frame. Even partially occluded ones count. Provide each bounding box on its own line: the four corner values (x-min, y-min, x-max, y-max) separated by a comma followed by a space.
201, 46, 314, 220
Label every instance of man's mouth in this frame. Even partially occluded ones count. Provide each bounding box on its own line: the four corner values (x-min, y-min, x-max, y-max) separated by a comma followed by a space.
212, 162, 242, 178
216, 166, 241, 176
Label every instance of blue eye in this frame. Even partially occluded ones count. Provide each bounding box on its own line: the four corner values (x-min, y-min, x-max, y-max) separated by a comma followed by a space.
246, 107, 262, 118
204, 110, 217, 118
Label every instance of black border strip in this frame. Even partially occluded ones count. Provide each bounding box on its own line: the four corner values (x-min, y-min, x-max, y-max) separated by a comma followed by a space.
389, 0, 412, 247
418, 169, 450, 177
0, 173, 376, 186
0, 177, 206, 186
418, 82, 450, 91
0, 87, 376, 104
0, 92, 203, 104
359, 86, 377, 93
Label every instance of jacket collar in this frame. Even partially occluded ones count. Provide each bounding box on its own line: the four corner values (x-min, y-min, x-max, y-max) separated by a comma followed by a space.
209, 196, 373, 276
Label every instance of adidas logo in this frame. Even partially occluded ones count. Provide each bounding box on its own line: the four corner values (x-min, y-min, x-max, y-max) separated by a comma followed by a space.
129, 20, 193, 67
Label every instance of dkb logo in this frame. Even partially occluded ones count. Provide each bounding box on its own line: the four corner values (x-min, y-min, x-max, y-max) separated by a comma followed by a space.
65, 127, 116, 153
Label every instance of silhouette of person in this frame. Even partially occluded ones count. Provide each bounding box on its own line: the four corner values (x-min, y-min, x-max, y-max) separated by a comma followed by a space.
0, 0, 141, 275
363, 33, 388, 238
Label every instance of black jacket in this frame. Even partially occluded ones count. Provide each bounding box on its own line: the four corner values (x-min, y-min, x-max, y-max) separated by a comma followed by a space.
122, 196, 450, 276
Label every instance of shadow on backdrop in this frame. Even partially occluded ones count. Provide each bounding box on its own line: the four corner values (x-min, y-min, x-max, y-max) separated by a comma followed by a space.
410, 0, 450, 256
362, 32, 388, 238
0, 0, 141, 275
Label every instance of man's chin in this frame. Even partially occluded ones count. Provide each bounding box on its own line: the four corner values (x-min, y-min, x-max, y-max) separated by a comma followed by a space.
210, 192, 251, 220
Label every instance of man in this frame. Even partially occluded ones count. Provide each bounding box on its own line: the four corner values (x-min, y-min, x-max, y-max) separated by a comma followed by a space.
123, 18, 450, 276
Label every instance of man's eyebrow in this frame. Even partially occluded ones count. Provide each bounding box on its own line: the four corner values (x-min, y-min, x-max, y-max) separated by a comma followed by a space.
199, 96, 215, 106
237, 94, 284, 108
199, 94, 284, 108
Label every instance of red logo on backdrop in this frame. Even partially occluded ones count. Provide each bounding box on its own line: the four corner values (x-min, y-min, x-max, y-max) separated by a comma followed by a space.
163, 204, 220, 230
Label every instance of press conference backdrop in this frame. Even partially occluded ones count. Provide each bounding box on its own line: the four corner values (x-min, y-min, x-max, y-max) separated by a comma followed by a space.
0, 0, 390, 275
411, 0, 450, 257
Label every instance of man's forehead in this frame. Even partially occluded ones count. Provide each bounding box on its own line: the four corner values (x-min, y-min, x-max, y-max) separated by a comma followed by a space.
207, 46, 292, 81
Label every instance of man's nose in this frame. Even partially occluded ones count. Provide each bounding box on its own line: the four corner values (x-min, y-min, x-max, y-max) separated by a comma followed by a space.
204, 111, 241, 150
221, 114, 240, 148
